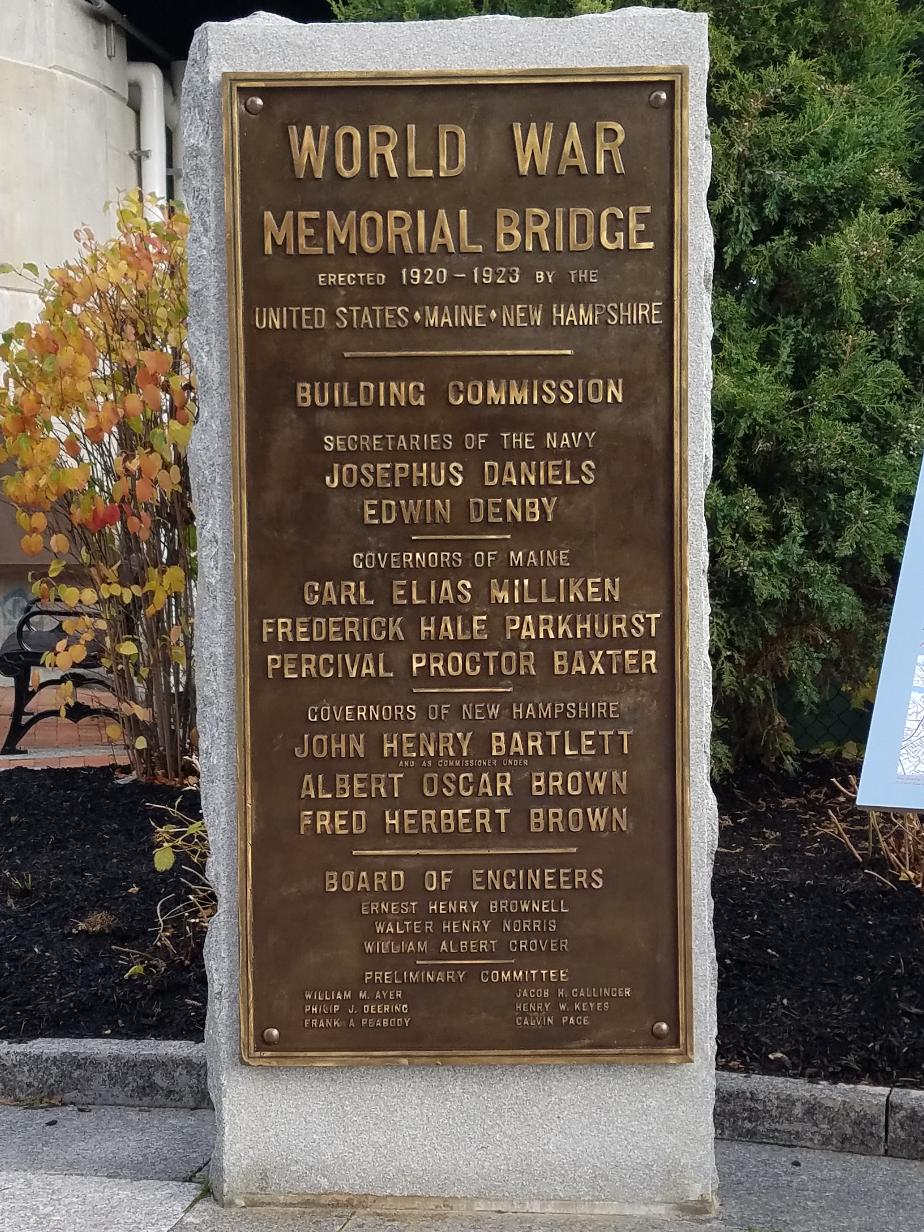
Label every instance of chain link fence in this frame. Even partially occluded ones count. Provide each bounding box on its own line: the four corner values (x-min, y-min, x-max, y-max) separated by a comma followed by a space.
784, 688, 872, 756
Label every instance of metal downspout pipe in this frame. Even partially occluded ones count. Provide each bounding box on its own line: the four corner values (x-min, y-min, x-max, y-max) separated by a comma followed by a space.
127, 62, 180, 204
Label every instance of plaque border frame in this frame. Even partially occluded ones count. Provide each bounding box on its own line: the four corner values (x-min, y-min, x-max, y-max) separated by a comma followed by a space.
223, 67, 692, 1067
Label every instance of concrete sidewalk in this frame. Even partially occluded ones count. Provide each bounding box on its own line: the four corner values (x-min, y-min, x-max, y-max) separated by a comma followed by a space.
2, 1105, 924, 1232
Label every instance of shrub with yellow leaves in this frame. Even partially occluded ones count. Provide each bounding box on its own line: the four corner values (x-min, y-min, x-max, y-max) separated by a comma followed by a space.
0, 192, 196, 782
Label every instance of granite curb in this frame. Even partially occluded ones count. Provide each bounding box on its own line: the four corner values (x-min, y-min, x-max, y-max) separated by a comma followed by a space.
716, 1071, 924, 1160
0, 1039, 208, 1110
1, 1040, 921, 1160
887, 1086, 924, 1160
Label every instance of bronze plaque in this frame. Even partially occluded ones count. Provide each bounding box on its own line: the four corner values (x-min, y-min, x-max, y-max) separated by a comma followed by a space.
224, 69, 691, 1065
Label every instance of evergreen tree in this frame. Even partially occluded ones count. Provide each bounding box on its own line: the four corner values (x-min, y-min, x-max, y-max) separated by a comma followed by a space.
333, 0, 924, 771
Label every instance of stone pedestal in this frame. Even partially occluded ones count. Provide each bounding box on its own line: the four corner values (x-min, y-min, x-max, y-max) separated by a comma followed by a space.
185, 9, 716, 1214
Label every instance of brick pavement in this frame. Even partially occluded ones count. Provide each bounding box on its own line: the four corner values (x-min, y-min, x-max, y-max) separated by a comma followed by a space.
0, 682, 126, 770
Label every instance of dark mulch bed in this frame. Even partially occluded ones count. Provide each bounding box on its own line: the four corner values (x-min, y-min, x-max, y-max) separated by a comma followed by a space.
714, 758, 924, 1087
0, 766, 205, 1040
1, 760, 922, 1087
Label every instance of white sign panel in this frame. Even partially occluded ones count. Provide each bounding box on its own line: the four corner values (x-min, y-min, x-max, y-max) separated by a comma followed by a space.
858, 457, 924, 810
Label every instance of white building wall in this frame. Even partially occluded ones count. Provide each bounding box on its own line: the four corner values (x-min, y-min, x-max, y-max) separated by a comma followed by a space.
0, 0, 138, 333
0, 0, 139, 652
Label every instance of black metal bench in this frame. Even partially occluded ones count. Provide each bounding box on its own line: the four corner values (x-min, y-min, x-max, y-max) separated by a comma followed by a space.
0, 601, 116, 755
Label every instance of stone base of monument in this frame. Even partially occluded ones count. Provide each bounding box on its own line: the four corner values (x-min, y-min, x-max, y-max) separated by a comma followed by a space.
185, 8, 716, 1214
223, 1195, 714, 1218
